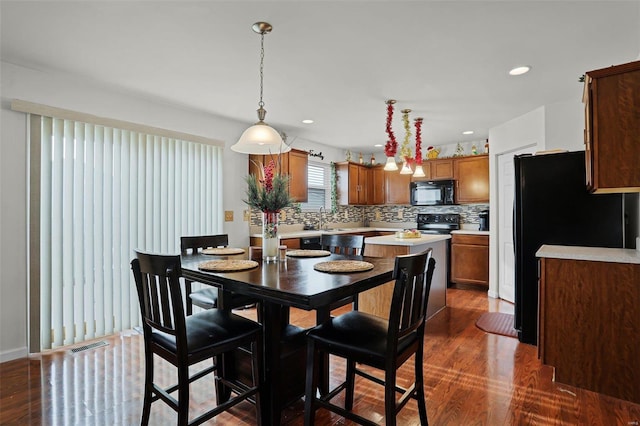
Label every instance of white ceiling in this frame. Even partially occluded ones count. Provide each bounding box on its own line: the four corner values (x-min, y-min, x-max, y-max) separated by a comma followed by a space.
1, 1, 639, 153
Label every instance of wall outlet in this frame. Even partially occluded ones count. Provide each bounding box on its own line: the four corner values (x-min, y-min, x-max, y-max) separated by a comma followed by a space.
243, 210, 250, 221
224, 210, 234, 222
375, 210, 381, 221
280, 210, 286, 221
344, 210, 348, 219
397, 209, 403, 219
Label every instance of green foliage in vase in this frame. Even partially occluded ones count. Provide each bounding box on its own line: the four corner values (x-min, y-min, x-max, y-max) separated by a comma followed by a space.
244, 160, 293, 213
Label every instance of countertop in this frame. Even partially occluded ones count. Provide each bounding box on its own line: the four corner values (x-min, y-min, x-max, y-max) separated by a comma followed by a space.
250, 227, 401, 239
364, 234, 451, 246
451, 230, 489, 236
536, 244, 640, 265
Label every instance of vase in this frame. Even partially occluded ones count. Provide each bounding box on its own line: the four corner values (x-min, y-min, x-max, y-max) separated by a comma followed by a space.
262, 211, 280, 262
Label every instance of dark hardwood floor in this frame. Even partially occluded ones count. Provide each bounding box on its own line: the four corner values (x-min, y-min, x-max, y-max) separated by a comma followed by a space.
2, 285, 639, 425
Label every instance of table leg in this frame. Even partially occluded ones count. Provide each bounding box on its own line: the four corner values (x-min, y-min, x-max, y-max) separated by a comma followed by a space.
260, 302, 288, 426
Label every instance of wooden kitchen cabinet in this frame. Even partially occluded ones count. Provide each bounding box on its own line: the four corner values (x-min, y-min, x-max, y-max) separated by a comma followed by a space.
412, 158, 454, 181
583, 60, 640, 193
336, 162, 369, 205
249, 148, 309, 202
538, 255, 640, 404
384, 166, 411, 204
369, 165, 386, 205
454, 154, 489, 203
450, 233, 489, 287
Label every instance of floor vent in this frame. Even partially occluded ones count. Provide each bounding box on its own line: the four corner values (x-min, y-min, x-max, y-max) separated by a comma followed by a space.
70, 341, 108, 353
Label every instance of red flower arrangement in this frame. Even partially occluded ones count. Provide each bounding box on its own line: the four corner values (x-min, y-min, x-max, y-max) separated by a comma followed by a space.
384, 100, 397, 157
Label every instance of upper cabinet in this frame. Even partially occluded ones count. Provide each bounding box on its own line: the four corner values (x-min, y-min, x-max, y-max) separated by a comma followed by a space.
385, 166, 411, 205
370, 166, 386, 205
583, 60, 640, 193
249, 148, 309, 202
411, 158, 454, 181
336, 162, 369, 205
454, 154, 489, 203
336, 154, 489, 206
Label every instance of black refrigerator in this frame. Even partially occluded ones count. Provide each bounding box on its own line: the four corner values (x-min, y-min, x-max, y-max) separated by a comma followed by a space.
513, 150, 638, 345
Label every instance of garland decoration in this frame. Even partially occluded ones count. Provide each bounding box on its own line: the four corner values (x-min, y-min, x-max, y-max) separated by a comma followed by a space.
330, 162, 338, 214
399, 108, 413, 162
384, 100, 398, 157
414, 117, 423, 165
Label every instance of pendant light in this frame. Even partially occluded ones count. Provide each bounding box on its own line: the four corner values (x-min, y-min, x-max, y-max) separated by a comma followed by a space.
412, 117, 425, 177
399, 108, 413, 174
383, 100, 399, 171
231, 22, 291, 154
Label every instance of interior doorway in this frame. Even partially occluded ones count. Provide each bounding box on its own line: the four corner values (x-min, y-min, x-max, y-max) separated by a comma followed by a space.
497, 145, 535, 302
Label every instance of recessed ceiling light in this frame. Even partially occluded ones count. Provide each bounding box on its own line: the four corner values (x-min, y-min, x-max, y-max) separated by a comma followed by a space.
302, 119, 314, 124
374, 144, 383, 147
509, 66, 531, 76
462, 130, 474, 135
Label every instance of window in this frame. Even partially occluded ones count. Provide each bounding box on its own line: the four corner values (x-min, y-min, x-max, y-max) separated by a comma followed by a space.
299, 162, 330, 211
30, 113, 223, 350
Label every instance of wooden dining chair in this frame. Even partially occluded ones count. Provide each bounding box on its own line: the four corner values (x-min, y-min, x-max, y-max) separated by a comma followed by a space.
317, 234, 366, 321
180, 234, 258, 315
304, 248, 436, 426
131, 250, 263, 426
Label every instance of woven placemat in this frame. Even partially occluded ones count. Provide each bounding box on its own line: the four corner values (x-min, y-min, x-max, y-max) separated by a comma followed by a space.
286, 249, 331, 258
313, 260, 374, 273
202, 247, 245, 255
198, 259, 258, 272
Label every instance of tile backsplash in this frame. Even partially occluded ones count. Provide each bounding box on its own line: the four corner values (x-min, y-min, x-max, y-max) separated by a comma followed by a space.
250, 203, 489, 229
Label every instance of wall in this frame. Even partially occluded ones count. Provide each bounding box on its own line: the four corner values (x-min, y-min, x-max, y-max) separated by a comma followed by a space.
0, 61, 259, 361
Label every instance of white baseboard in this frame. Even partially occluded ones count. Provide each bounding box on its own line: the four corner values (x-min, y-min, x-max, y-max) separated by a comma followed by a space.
487, 289, 500, 299
0, 346, 28, 363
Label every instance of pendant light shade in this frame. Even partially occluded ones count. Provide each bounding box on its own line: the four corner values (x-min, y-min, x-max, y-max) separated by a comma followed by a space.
399, 161, 413, 175
413, 164, 426, 178
231, 22, 290, 155
233, 121, 290, 154
383, 156, 398, 171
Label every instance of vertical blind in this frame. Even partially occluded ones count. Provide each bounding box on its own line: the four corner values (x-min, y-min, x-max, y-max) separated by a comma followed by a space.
38, 116, 223, 350
300, 162, 329, 210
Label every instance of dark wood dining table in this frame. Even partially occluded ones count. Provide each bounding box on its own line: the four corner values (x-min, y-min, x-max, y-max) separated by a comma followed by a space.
180, 252, 395, 426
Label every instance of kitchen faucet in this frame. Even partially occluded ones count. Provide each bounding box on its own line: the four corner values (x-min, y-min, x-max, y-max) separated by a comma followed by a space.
318, 206, 325, 231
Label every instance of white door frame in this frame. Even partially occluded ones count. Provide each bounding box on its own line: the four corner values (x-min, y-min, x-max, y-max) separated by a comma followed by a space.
495, 144, 535, 302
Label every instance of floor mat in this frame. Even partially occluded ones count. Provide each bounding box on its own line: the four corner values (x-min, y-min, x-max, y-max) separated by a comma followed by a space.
475, 312, 518, 338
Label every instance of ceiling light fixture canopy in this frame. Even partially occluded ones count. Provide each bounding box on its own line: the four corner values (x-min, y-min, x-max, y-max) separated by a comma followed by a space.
231, 21, 291, 155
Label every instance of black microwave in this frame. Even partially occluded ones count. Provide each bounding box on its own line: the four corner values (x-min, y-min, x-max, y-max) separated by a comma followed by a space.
410, 180, 455, 206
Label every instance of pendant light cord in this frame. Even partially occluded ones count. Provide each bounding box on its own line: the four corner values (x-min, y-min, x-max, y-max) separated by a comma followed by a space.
259, 32, 265, 109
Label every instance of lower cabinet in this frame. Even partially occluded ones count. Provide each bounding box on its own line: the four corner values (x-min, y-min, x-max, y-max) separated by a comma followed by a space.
538, 257, 640, 404
450, 233, 489, 287
250, 237, 300, 249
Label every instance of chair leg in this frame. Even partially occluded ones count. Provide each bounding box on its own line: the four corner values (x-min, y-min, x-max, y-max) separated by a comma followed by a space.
345, 359, 356, 411
304, 339, 318, 426
384, 368, 397, 426
141, 350, 154, 426
251, 337, 263, 426
177, 364, 190, 426
414, 347, 429, 425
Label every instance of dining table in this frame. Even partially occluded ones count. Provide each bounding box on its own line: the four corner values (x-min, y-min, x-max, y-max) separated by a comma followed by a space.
180, 251, 396, 426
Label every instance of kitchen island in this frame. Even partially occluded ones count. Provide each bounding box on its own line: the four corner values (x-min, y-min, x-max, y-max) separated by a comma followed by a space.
360, 233, 450, 320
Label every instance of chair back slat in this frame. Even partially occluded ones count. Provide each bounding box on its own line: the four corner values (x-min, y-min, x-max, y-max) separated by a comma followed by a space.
180, 234, 229, 255
131, 251, 186, 338
320, 234, 365, 256
388, 249, 436, 343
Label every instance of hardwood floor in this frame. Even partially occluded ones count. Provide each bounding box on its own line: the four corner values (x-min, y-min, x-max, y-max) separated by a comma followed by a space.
2, 285, 639, 425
